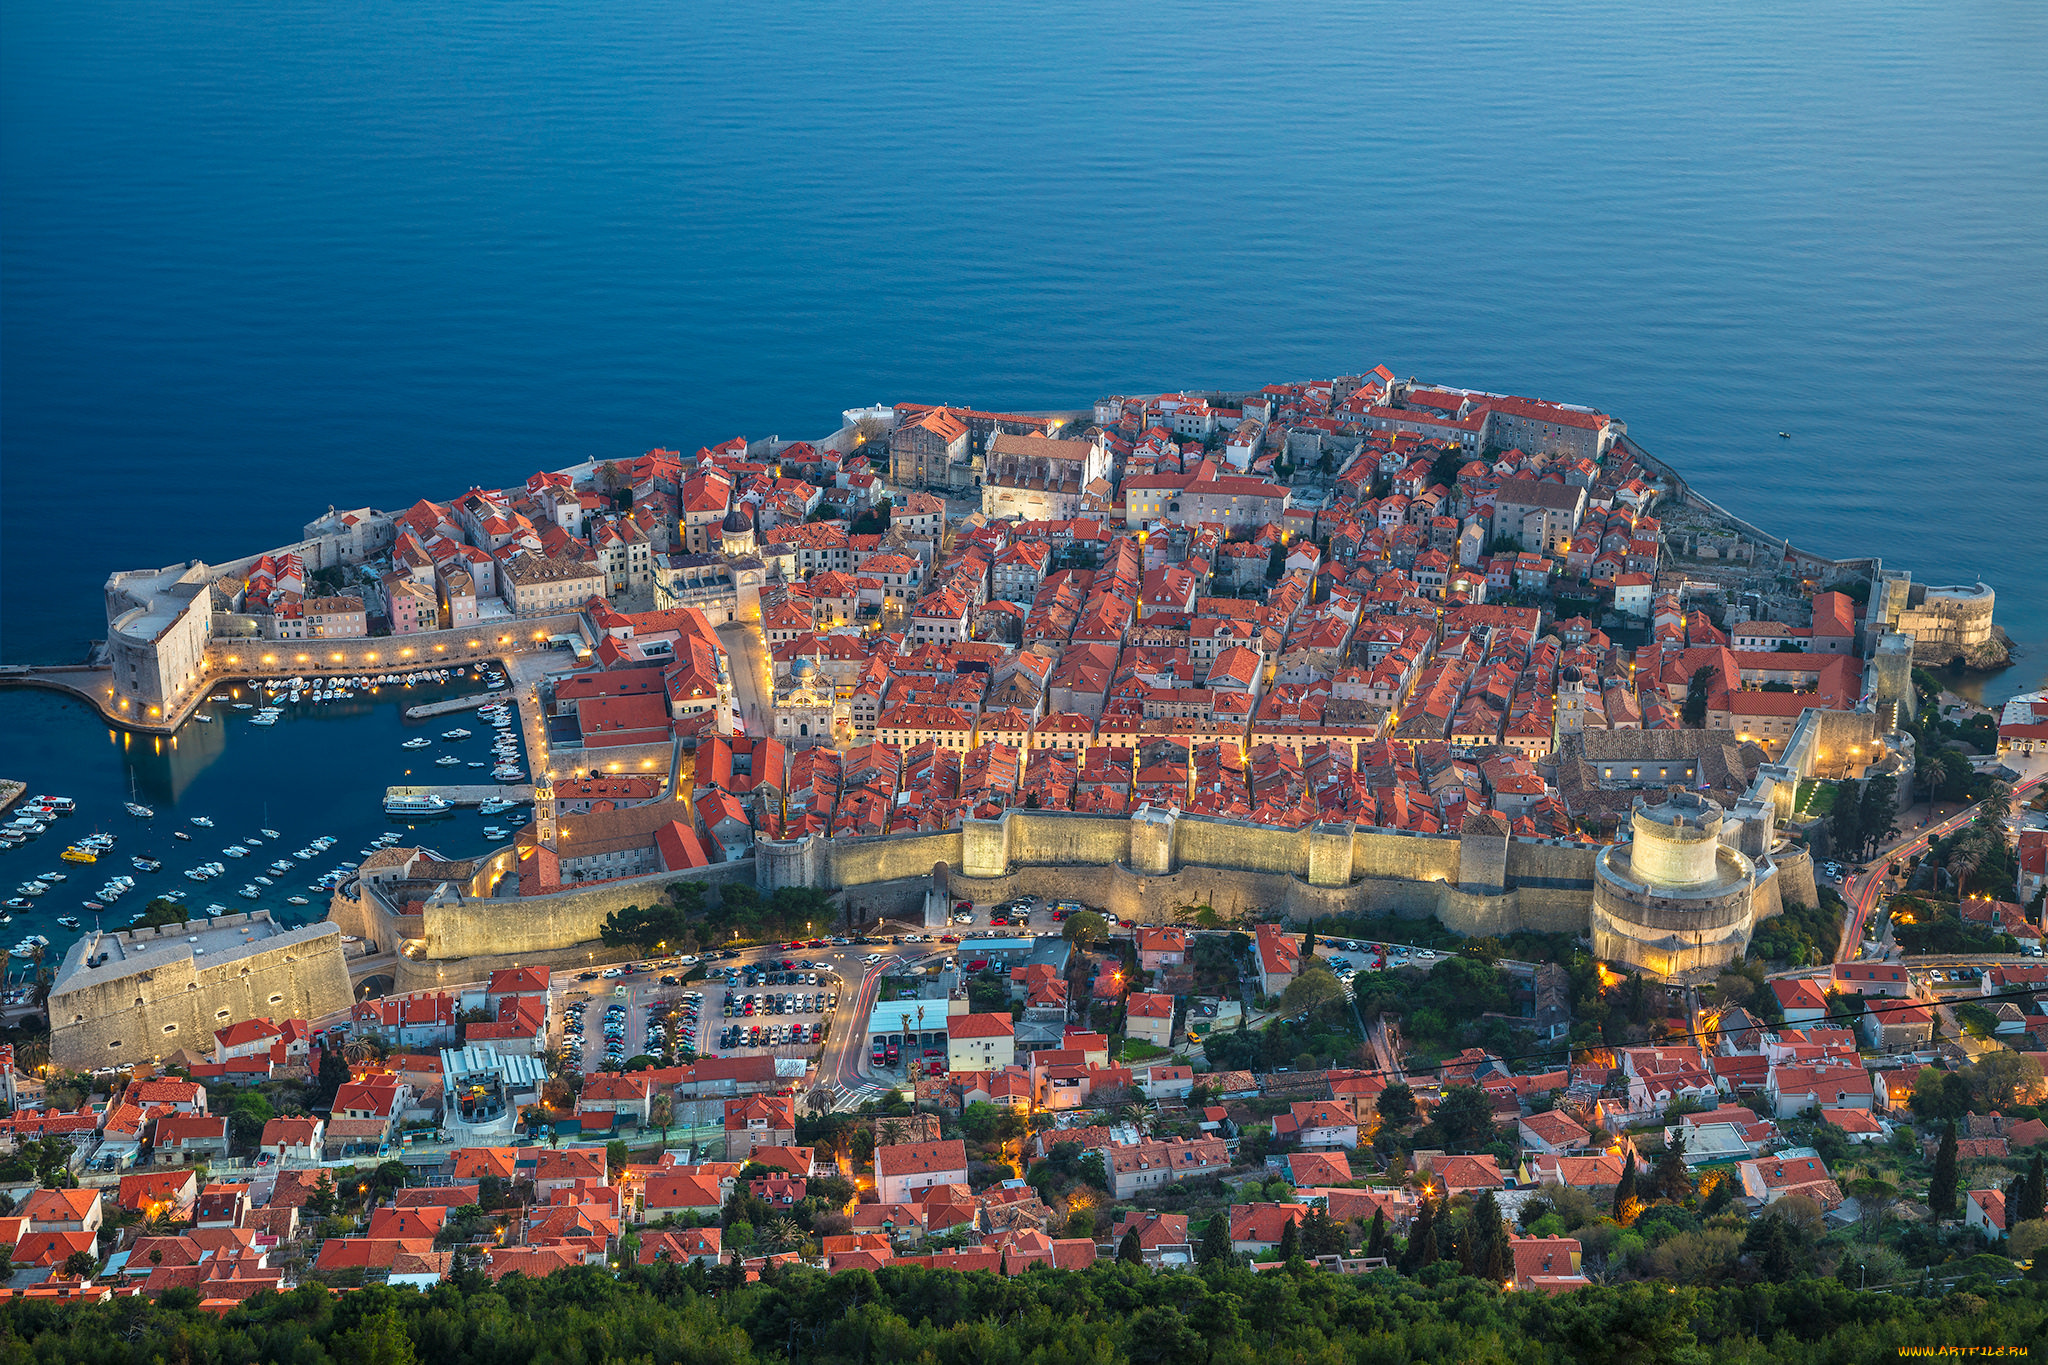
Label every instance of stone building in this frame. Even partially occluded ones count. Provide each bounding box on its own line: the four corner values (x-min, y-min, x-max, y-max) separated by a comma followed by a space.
1491, 479, 1587, 556
103, 563, 215, 724
48, 913, 353, 1072
1591, 790, 1758, 979
980, 432, 1111, 522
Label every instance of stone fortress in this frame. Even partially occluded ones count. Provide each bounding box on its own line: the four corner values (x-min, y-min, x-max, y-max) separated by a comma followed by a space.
47, 911, 353, 1071
1592, 790, 1761, 979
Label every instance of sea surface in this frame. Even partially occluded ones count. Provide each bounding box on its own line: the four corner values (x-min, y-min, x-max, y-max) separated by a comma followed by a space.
3, 3, 2044, 767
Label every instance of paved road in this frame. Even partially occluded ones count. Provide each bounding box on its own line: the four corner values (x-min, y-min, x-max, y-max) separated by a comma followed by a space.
1837, 765, 2046, 962
716, 623, 772, 739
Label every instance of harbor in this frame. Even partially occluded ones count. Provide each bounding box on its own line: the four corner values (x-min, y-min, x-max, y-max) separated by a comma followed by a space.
383, 783, 537, 807
403, 688, 516, 720
0, 669, 535, 972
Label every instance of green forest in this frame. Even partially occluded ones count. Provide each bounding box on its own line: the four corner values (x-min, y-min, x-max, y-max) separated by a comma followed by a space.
4, 1260, 2045, 1365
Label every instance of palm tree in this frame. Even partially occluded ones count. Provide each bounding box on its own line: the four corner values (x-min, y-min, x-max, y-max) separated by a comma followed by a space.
649, 1094, 673, 1146
1111, 1102, 1149, 1138
878, 1119, 907, 1148
805, 1086, 834, 1120
763, 1217, 802, 1254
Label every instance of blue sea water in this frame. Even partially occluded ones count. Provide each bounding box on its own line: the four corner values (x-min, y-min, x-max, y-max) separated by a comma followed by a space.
3, 3, 2044, 663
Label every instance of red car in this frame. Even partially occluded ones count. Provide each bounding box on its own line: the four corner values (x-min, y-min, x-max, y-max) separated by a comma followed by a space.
939, 934, 960, 944
954, 901, 972, 913
966, 959, 988, 972
989, 915, 1009, 926
928, 1060, 944, 1076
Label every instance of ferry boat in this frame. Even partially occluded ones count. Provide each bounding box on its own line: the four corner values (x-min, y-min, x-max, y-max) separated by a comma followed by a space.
401, 738, 431, 750
384, 793, 455, 818
60, 848, 95, 864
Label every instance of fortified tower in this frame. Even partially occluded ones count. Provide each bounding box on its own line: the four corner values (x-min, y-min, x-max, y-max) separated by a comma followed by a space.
1591, 788, 1757, 979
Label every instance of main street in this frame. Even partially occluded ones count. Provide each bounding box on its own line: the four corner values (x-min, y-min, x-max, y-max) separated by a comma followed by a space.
1835, 760, 2046, 962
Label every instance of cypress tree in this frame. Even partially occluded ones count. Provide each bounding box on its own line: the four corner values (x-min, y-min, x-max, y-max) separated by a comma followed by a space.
1399, 1196, 1436, 1274
1931, 1120, 1960, 1219
1611, 1154, 1639, 1220
2020, 1152, 2046, 1226
1654, 1128, 1694, 1204
1366, 1208, 1387, 1260
1277, 1214, 1301, 1264
1117, 1228, 1142, 1265
1197, 1212, 1231, 1266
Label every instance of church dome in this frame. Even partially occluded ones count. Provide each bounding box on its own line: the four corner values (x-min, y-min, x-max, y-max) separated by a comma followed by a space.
722, 500, 753, 534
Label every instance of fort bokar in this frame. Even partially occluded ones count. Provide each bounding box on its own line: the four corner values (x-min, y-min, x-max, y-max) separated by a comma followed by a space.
29, 373, 2019, 1069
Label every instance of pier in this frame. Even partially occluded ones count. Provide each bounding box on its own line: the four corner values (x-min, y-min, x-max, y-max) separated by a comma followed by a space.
403, 689, 514, 720
384, 784, 535, 806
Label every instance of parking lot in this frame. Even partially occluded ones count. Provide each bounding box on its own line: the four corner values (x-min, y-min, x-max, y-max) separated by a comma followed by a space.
1310, 936, 1445, 986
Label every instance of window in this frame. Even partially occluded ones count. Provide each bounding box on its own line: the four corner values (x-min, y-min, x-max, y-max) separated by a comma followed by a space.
164, 1024, 178, 1034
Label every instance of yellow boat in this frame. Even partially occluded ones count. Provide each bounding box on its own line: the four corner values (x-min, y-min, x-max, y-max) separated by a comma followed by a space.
60, 848, 96, 864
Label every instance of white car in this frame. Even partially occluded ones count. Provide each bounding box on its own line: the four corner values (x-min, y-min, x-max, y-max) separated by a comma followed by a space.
954, 913, 973, 924
864, 953, 882, 964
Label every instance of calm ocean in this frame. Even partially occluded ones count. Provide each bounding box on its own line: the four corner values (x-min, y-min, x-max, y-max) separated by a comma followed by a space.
4, 0, 2045, 671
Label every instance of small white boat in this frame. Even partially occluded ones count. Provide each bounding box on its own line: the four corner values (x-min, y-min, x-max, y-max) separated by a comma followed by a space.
254, 876, 273, 886
238, 886, 260, 899
401, 738, 431, 750
223, 846, 247, 858
261, 829, 279, 839
191, 816, 214, 828
193, 713, 216, 724
57, 916, 81, 930
205, 903, 226, 917
442, 728, 471, 740
287, 895, 310, 905
436, 755, 462, 767
173, 831, 192, 841
40, 871, 66, 883
125, 802, 154, 819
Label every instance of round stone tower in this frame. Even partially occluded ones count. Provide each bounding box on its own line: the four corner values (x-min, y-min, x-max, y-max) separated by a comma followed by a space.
1592, 788, 1757, 979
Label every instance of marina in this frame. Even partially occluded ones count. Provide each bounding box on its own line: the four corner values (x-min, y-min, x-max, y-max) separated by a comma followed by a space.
0, 672, 533, 974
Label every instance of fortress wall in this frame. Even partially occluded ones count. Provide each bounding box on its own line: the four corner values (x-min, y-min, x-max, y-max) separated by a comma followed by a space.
824, 831, 963, 889
1772, 845, 1817, 914
1504, 839, 1600, 890
50, 924, 353, 1071
204, 613, 591, 677
421, 861, 752, 960
1175, 815, 1309, 879
1353, 829, 1461, 882
1004, 811, 1133, 868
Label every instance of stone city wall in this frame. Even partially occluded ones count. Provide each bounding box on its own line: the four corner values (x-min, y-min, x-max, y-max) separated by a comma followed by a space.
204, 613, 590, 678
420, 860, 753, 962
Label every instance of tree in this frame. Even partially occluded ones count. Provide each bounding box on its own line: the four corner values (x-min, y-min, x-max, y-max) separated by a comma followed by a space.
1433, 1086, 1497, 1150
310, 1171, 340, 1218
312, 1047, 351, 1108
1197, 1211, 1231, 1266
1830, 786, 1863, 865
1365, 1208, 1387, 1259
2019, 1152, 2047, 1227
1652, 1128, 1693, 1204
62, 1248, 96, 1279
1612, 1153, 1639, 1221
606, 1140, 631, 1177
1067, 1209, 1095, 1240
650, 1094, 674, 1145
1276, 1213, 1301, 1264
1117, 1228, 1142, 1264
1858, 774, 1900, 856
1399, 1195, 1437, 1274
1302, 1207, 1346, 1258
1682, 666, 1714, 729
1279, 965, 1346, 1021
1460, 1190, 1510, 1282
1375, 1083, 1418, 1128
1062, 912, 1108, 948
1265, 541, 1286, 581
1931, 1120, 1960, 1219
1970, 1051, 2046, 1111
